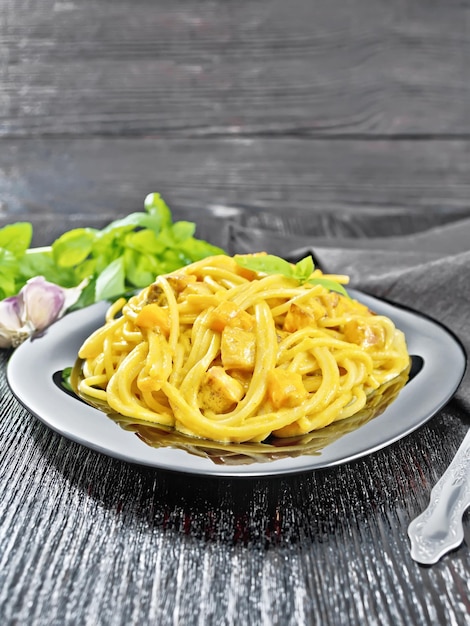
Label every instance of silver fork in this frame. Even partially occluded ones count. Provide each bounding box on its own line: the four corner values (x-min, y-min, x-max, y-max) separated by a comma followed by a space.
408, 428, 470, 565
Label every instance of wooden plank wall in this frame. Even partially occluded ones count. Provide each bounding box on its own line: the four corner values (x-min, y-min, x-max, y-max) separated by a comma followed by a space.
1, 0, 469, 245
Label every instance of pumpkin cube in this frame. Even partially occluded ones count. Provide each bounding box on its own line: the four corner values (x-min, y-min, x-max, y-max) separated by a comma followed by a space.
198, 366, 245, 413
220, 326, 256, 371
283, 303, 317, 332
207, 301, 254, 333
135, 303, 170, 336
266, 368, 307, 409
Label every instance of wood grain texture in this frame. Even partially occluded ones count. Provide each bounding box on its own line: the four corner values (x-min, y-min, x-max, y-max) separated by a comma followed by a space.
1, 0, 470, 137
1, 348, 469, 626
1, 0, 470, 624
1, 137, 470, 246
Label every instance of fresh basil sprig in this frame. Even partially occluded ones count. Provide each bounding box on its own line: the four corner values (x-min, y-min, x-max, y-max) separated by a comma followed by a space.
0, 193, 225, 307
235, 254, 349, 297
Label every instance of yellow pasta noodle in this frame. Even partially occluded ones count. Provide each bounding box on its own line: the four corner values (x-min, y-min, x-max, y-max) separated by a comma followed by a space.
76, 254, 410, 443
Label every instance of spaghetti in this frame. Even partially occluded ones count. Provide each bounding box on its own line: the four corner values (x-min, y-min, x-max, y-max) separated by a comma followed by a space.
103, 366, 410, 465
77, 254, 410, 443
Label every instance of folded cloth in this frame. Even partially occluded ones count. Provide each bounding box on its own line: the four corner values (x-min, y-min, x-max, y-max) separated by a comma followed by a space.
228, 215, 470, 256
227, 219, 470, 410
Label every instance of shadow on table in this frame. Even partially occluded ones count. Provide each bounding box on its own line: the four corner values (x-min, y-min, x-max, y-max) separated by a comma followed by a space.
28, 397, 469, 548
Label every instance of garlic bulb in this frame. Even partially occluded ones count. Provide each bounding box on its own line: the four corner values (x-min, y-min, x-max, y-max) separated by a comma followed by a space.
0, 277, 85, 348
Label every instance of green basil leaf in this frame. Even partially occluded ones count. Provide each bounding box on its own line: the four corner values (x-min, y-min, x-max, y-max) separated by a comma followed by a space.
308, 277, 349, 298
0, 248, 20, 297
72, 259, 96, 284
0, 278, 17, 300
0, 193, 227, 317
101, 212, 155, 233
293, 256, 315, 283
0, 222, 33, 257
178, 238, 225, 262
160, 249, 189, 274
125, 229, 165, 255
69, 278, 97, 311
235, 254, 294, 278
60, 367, 74, 393
0, 259, 18, 298
144, 193, 173, 230
92, 230, 124, 268
236, 254, 349, 297
19, 249, 76, 287
170, 221, 196, 242
123, 248, 159, 288
52, 228, 97, 268
95, 257, 126, 301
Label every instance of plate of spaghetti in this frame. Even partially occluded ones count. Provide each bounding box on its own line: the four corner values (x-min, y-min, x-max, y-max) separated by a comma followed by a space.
7, 254, 466, 476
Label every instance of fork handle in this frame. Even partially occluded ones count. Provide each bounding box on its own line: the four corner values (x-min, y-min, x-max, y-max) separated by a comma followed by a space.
408, 428, 470, 565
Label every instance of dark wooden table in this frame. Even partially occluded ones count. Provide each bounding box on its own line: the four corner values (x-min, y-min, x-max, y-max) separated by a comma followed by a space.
1, 1, 469, 624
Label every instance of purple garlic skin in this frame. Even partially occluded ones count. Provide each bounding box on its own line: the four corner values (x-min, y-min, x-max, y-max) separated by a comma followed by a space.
0, 276, 84, 348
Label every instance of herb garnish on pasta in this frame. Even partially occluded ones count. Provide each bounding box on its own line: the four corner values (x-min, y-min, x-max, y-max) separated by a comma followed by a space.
76, 254, 410, 443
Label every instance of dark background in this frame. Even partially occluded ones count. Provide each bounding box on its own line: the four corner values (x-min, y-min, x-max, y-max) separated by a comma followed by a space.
1, 0, 470, 243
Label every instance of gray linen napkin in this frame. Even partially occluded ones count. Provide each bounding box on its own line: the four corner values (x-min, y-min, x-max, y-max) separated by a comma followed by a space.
227, 218, 470, 410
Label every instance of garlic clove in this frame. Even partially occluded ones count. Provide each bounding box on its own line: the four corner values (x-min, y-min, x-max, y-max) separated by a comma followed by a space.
21, 276, 66, 332
0, 276, 87, 348
0, 296, 30, 348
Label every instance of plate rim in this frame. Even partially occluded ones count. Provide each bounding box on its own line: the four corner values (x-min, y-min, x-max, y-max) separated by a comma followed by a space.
6, 290, 467, 478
